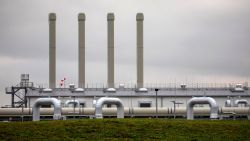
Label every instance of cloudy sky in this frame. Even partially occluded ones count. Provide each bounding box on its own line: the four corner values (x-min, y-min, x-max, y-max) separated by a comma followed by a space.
0, 0, 250, 106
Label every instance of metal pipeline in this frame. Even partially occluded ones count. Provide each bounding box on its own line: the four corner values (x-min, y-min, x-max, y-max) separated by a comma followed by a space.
187, 97, 219, 120
32, 98, 61, 121
0, 107, 250, 119
234, 99, 249, 107
132, 107, 169, 116
95, 97, 124, 118
65, 100, 80, 107
172, 107, 211, 116
225, 99, 232, 107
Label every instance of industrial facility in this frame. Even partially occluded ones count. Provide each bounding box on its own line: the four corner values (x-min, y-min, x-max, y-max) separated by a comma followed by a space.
2, 13, 250, 121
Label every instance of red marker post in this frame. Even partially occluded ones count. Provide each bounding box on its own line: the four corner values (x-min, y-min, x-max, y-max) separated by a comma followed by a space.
60, 80, 64, 88
64, 77, 66, 88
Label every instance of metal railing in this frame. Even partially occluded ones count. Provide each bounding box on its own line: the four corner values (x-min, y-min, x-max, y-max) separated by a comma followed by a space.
31, 82, 248, 90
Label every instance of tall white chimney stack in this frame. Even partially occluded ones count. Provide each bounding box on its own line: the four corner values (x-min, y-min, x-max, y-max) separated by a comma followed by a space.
78, 13, 86, 88
107, 13, 115, 89
136, 13, 144, 89
49, 13, 56, 88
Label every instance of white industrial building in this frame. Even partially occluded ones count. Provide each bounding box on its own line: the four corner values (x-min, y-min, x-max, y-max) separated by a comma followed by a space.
3, 13, 250, 121
26, 84, 250, 109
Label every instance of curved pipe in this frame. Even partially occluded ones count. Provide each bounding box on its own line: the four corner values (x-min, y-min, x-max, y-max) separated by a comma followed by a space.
234, 99, 249, 107
225, 100, 231, 107
65, 100, 80, 107
95, 97, 124, 118
32, 98, 61, 121
187, 97, 218, 120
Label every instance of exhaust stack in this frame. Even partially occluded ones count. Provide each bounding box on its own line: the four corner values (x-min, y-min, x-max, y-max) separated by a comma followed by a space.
107, 13, 115, 89
49, 13, 56, 88
78, 13, 86, 88
136, 13, 145, 90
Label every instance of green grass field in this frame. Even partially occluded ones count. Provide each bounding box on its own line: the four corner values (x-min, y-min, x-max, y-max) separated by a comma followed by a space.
0, 119, 250, 140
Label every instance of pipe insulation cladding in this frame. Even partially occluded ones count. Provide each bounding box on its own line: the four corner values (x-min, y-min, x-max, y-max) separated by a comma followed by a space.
187, 97, 219, 120
95, 97, 124, 118
49, 13, 56, 88
78, 13, 86, 88
32, 98, 61, 121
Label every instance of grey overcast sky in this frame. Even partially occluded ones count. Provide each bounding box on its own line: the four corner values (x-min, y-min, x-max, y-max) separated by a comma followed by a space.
0, 0, 250, 106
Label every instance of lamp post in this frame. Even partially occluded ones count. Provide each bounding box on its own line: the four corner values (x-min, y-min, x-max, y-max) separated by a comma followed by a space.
155, 88, 159, 118
73, 96, 76, 119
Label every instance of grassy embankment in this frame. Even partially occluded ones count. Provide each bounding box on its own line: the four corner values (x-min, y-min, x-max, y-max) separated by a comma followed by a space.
0, 119, 250, 140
